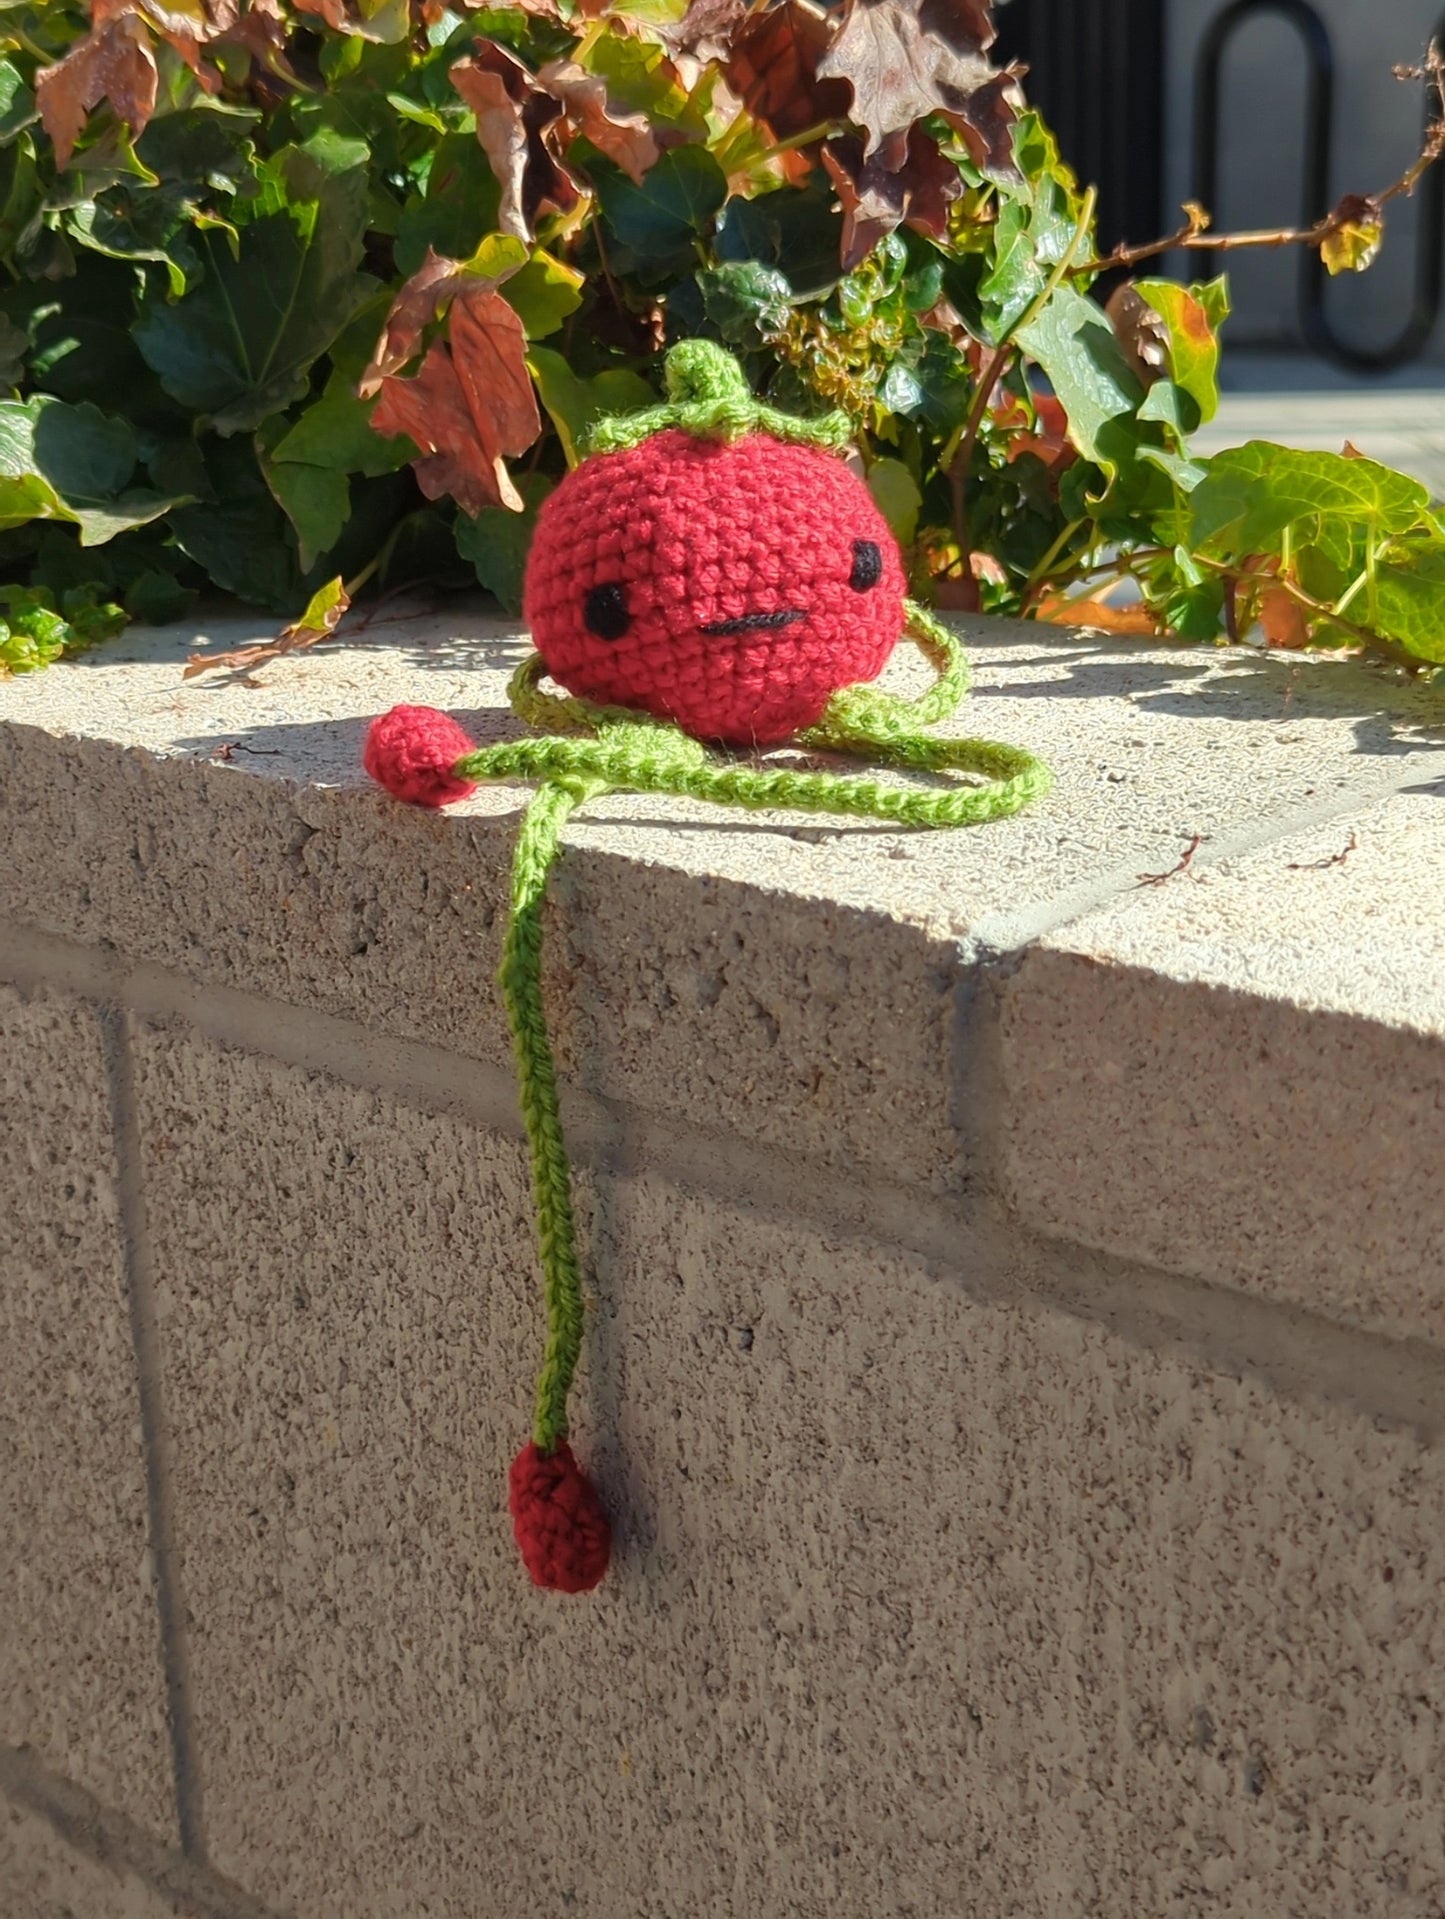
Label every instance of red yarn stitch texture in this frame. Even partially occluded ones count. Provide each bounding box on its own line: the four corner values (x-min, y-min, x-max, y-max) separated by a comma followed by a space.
509, 1442, 612, 1593
525, 429, 906, 746
363, 704, 477, 807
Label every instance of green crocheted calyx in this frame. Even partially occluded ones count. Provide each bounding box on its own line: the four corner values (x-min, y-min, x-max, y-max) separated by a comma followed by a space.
583, 339, 852, 457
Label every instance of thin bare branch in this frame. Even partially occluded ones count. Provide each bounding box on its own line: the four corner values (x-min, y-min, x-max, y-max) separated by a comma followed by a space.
1080, 41, 1445, 276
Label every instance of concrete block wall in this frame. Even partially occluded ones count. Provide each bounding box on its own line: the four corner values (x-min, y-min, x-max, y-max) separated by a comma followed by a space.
4, 608, 1445, 1916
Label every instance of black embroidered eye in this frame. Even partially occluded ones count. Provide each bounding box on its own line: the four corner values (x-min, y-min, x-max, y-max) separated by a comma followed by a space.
583, 581, 630, 640
849, 539, 882, 592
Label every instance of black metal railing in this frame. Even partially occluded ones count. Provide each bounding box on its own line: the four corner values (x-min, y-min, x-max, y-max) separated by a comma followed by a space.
1193, 0, 1445, 371
992, 0, 1165, 258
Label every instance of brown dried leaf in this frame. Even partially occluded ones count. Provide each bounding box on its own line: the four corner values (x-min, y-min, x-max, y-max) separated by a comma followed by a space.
1037, 592, 1160, 635
129, 0, 238, 40
822, 126, 961, 266
536, 57, 661, 184
36, 10, 159, 170
217, 0, 289, 68
290, 0, 350, 27
816, 0, 1011, 161
183, 576, 351, 680
449, 287, 542, 501
933, 573, 981, 611
725, 0, 852, 142
358, 248, 462, 394
1259, 584, 1311, 649
452, 52, 533, 241
371, 344, 497, 513
370, 281, 540, 516
1106, 283, 1171, 389
666, 0, 746, 62
452, 46, 581, 244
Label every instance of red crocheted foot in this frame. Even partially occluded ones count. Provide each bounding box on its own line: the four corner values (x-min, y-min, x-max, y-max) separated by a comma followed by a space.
508, 1441, 612, 1593
363, 704, 477, 808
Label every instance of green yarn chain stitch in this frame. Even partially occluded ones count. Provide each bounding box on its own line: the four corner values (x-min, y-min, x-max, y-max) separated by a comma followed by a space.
467, 600, 1050, 1455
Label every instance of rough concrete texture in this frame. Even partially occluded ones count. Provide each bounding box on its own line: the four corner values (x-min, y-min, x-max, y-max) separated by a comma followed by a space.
132, 1019, 1445, 1919
0, 1799, 189, 1919
0, 983, 175, 1838
4, 606, 1445, 1194
1000, 788, 1445, 1347
7, 605, 1445, 1915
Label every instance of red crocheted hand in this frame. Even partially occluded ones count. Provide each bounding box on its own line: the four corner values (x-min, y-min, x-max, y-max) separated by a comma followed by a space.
509, 1442, 612, 1593
363, 703, 477, 808
524, 428, 906, 747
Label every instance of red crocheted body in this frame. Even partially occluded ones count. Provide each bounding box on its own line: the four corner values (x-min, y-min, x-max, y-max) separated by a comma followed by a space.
509, 1442, 611, 1593
524, 429, 905, 746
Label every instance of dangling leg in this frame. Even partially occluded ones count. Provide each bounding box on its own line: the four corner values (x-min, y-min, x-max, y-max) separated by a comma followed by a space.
497, 774, 613, 1593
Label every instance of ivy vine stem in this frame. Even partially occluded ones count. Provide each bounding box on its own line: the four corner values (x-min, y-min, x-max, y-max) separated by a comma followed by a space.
944, 185, 1098, 578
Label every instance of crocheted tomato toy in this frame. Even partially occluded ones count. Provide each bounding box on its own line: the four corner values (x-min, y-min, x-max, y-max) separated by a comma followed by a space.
525, 390, 905, 746
364, 342, 1050, 1596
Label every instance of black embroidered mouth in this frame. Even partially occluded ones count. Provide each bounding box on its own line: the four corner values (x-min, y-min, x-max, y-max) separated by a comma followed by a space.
700, 608, 807, 635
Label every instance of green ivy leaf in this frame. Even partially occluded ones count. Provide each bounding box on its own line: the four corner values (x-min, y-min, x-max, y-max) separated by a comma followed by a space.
580, 27, 708, 137
0, 396, 186, 544
395, 133, 500, 277
133, 139, 376, 433
270, 369, 415, 476
1015, 287, 1145, 477
697, 260, 792, 343
0, 59, 36, 146
1371, 533, 1445, 662
594, 147, 726, 280
866, 456, 922, 544
1136, 378, 1198, 443
169, 436, 301, 610
454, 471, 553, 612
528, 346, 656, 464
1190, 442, 1429, 572
715, 176, 842, 300
263, 455, 350, 571
502, 248, 585, 339
1132, 279, 1222, 427
124, 567, 191, 624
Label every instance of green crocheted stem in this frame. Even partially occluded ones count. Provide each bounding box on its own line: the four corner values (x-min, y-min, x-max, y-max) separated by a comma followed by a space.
584, 339, 851, 457
497, 773, 608, 1455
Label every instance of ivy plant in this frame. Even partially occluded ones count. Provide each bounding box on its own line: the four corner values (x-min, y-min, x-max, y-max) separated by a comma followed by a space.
2, 0, 1443, 678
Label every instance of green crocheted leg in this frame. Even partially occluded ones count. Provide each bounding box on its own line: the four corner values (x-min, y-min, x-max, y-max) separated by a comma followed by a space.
674, 739, 1050, 826
497, 773, 608, 1453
